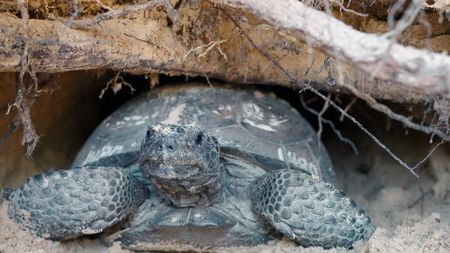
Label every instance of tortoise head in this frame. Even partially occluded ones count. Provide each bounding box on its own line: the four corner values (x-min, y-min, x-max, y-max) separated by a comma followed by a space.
139, 123, 222, 207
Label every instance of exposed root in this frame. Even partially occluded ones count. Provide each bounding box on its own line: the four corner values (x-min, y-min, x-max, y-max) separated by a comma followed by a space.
204, 73, 214, 88
385, 0, 424, 39
329, 0, 368, 17
316, 93, 331, 140
214, 0, 450, 95
69, 0, 179, 29
342, 83, 450, 141
4, 0, 41, 157
184, 40, 228, 61
371, 0, 425, 80
300, 95, 358, 154
146, 72, 160, 89
99, 72, 136, 99
339, 97, 357, 122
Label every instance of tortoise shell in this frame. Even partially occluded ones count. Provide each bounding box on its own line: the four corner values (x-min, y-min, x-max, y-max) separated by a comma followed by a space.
72, 83, 335, 183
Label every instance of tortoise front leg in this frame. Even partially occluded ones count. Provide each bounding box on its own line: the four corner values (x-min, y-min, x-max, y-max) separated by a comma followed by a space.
250, 169, 374, 249
3, 166, 147, 240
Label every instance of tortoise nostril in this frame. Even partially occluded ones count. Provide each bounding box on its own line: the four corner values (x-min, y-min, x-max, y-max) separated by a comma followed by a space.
195, 133, 203, 145
167, 145, 174, 151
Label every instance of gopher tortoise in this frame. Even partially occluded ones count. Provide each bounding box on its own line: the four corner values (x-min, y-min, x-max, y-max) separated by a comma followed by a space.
3, 84, 374, 251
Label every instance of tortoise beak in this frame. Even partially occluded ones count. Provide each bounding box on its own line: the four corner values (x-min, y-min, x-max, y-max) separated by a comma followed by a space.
148, 163, 201, 180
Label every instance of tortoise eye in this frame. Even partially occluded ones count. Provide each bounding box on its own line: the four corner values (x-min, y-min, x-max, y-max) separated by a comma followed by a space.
146, 128, 155, 140
195, 133, 203, 145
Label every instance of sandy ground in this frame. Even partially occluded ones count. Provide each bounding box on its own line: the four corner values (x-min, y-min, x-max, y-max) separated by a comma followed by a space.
1, 136, 449, 253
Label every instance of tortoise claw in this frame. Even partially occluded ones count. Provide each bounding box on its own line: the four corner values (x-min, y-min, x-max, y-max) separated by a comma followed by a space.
251, 169, 374, 249
5, 166, 147, 240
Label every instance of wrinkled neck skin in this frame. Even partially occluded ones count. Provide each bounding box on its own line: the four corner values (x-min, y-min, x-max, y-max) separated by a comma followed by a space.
150, 169, 223, 207
139, 123, 222, 207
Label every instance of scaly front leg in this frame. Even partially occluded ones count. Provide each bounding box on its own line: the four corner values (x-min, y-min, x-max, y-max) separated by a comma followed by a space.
250, 169, 374, 249
3, 166, 147, 240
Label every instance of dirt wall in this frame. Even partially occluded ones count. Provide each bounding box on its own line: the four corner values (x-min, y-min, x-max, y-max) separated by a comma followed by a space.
0, 71, 112, 188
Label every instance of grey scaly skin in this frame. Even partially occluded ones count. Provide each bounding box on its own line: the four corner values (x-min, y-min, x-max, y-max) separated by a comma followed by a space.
4, 123, 374, 250
4, 167, 147, 240
251, 170, 374, 249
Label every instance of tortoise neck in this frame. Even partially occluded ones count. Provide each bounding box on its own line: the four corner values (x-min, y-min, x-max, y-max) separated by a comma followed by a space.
151, 167, 223, 207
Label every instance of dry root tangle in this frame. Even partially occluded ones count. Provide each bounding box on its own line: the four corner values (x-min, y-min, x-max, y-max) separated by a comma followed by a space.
0, 0, 449, 176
